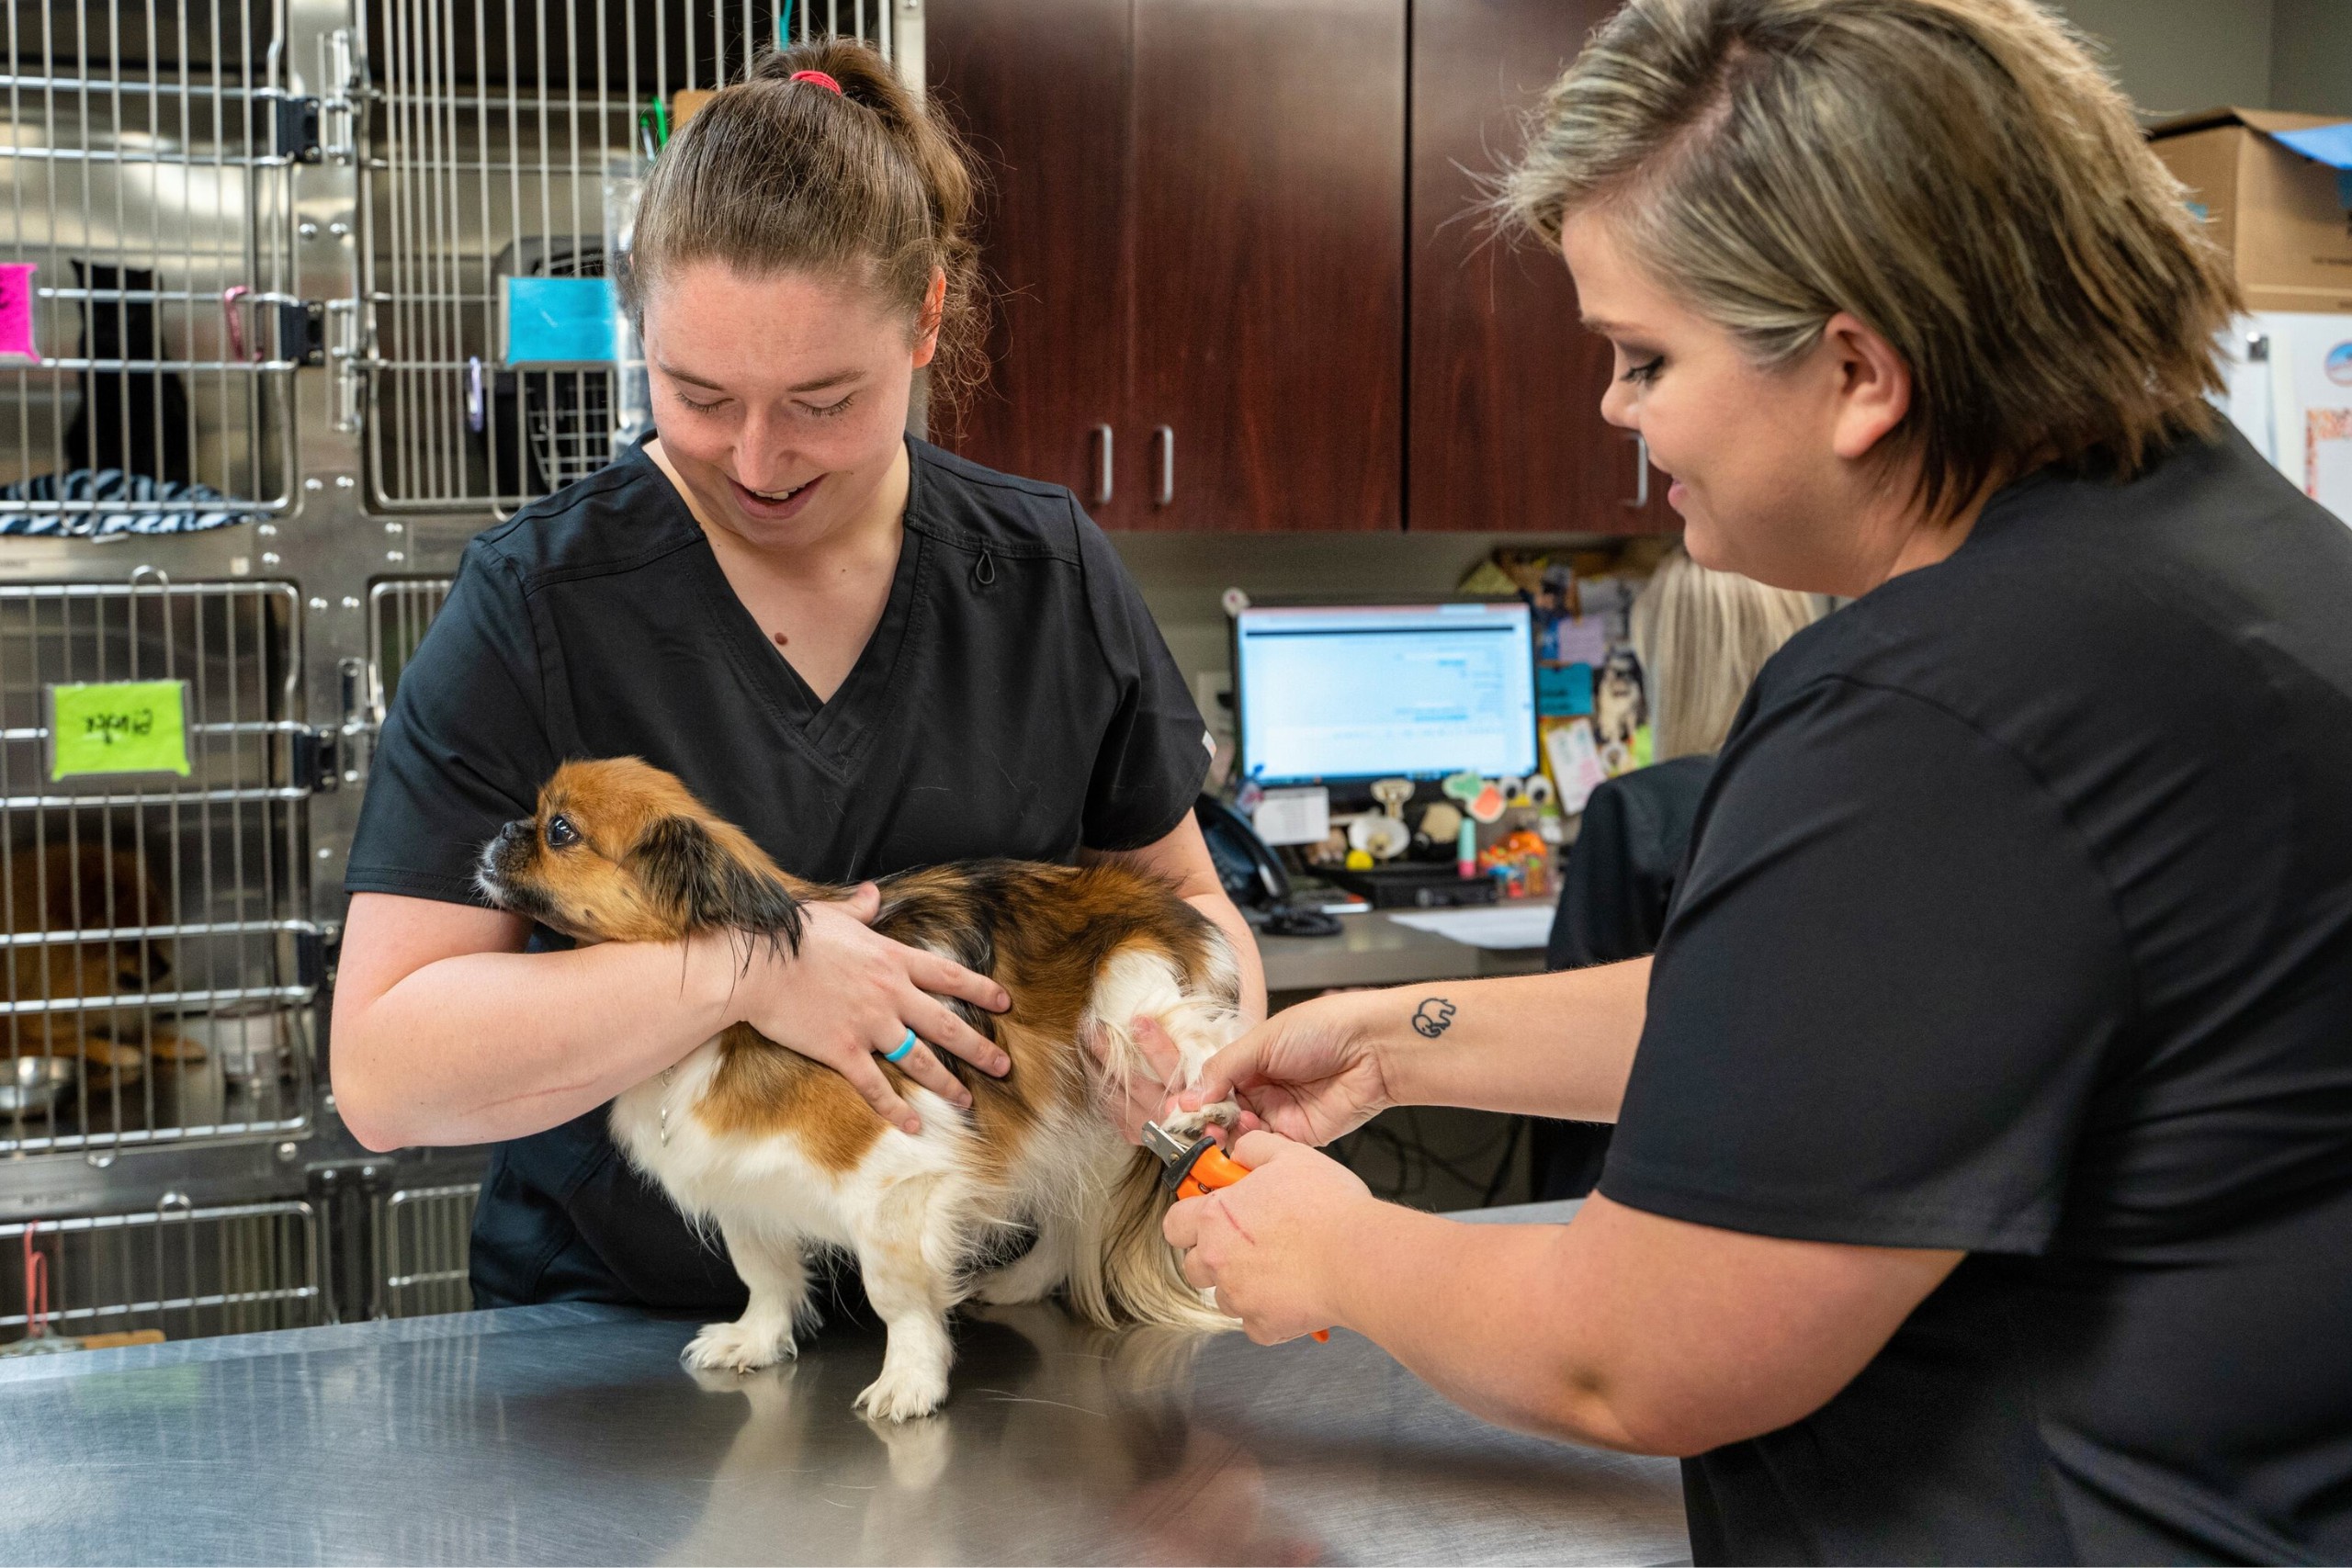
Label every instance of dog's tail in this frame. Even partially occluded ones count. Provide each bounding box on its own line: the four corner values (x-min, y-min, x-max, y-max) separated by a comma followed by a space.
1064, 1145, 1232, 1333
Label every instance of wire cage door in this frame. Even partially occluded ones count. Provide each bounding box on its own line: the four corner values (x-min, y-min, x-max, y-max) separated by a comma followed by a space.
0, 577, 318, 1157
370, 1179, 475, 1317
356, 0, 899, 517
0, 1197, 323, 1348
0, 1, 308, 536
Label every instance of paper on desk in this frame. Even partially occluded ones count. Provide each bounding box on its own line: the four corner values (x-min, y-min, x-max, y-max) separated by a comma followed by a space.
1387, 902, 1556, 951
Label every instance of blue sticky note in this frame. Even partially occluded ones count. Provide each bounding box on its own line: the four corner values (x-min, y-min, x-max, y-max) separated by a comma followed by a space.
503, 276, 617, 367
2273, 122, 2352, 172
1537, 660, 1595, 718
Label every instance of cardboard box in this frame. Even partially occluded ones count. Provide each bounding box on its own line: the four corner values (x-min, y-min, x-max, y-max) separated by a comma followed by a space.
2151, 108, 2352, 314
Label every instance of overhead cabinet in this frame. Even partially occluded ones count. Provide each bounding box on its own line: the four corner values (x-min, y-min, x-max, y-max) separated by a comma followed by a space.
930, 0, 1676, 535
1407, 0, 1680, 534
932, 0, 1406, 532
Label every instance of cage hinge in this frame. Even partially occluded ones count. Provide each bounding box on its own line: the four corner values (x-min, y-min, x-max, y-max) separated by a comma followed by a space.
277, 301, 328, 367
298, 726, 342, 794
297, 928, 331, 989
259, 92, 324, 164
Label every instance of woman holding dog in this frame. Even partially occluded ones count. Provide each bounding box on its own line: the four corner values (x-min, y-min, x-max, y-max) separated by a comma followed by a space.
331, 44, 1261, 1313
1144, 1, 2352, 1562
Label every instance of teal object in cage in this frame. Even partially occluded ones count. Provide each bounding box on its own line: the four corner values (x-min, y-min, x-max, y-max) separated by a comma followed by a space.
503, 276, 619, 367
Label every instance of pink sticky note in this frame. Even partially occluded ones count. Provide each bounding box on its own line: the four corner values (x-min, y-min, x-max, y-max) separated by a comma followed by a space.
0, 264, 35, 359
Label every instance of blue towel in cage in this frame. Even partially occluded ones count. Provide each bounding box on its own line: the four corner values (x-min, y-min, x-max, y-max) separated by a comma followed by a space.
0, 468, 255, 536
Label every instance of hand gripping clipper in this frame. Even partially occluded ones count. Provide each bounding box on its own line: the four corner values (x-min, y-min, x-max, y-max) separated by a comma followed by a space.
1141, 1119, 1331, 1342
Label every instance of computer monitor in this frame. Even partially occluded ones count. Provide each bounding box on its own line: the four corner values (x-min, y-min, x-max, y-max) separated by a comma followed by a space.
1233, 601, 1540, 787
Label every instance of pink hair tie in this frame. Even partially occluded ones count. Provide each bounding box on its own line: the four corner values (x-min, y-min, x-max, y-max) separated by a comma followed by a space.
790, 69, 843, 96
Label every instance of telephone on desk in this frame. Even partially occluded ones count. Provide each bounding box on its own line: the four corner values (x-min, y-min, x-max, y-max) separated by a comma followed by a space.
1193, 796, 1342, 938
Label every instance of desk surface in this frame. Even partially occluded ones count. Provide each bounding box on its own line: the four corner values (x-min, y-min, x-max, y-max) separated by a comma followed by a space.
1258, 906, 1554, 995
0, 1203, 1685, 1567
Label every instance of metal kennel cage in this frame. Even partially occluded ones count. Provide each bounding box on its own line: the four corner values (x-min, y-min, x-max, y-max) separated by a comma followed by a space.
370, 1179, 475, 1318
0, 0, 314, 535
0, 0, 920, 1342
1, 1195, 324, 1345
0, 577, 317, 1159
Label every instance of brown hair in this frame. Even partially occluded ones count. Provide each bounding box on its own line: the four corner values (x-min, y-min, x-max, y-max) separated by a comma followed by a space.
620, 39, 988, 427
1504, 0, 2244, 518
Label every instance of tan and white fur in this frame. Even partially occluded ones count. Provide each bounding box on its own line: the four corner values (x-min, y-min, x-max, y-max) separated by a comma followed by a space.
476, 757, 1240, 1419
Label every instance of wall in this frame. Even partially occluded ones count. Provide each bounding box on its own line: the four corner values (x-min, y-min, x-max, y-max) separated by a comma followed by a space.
2056, 0, 2275, 118
2052, 0, 2352, 118
2268, 0, 2352, 117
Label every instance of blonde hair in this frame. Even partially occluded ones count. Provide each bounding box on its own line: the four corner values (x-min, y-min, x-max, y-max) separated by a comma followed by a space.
1633, 548, 1821, 759
619, 39, 988, 426
1506, 0, 2243, 519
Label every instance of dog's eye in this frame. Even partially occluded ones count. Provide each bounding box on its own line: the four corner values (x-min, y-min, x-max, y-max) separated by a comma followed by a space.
544, 814, 581, 849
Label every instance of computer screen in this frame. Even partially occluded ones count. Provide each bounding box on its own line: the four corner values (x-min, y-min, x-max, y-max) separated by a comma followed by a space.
1234, 602, 1539, 785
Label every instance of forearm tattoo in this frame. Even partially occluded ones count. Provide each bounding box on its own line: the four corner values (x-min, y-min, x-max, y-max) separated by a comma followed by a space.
1411, 997, 1457, 1039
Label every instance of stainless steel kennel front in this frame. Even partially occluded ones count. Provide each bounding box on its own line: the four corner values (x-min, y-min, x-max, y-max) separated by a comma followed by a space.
0, 0, 921, 1346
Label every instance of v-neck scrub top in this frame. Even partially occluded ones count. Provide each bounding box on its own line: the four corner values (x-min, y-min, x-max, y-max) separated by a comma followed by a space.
345, 436, 1212, 1312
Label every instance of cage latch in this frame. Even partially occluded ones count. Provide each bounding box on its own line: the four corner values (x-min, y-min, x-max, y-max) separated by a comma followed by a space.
255, 91, 323, 164
271, 301, 327, 368
295, 727, 340, 795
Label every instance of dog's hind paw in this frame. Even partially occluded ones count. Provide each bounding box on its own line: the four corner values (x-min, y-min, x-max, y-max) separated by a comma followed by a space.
854, 1359, 950, 1422
1155, 1097, 1240, 1142
682, 1317, 797, 1374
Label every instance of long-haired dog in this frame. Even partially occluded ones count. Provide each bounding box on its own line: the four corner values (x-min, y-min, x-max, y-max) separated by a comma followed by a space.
476, 758, 1241, 1419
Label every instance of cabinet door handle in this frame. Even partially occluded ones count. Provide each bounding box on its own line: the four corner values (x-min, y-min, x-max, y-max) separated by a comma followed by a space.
1092, 423, 1114, 506
1623, 433, 1651, 510
1153, 425, 1175, 507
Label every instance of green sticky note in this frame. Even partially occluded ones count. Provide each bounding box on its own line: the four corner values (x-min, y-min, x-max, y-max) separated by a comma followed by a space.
47, 681, 193, 779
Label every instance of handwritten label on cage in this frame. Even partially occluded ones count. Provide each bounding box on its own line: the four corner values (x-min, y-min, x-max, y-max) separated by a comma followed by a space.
46, 681, 193, 779
0, 263, 35, 358
502, 276, 617, 367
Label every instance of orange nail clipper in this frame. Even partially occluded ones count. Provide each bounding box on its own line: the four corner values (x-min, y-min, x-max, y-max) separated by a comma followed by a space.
1142, 1119, 1330, 1342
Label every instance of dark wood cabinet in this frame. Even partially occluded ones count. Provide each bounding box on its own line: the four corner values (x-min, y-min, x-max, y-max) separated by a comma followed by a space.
931, 0, 1671, 536
927, 0, 1132, 505
1129, 0, 1405, 531
1407, 0, 1676, 534
932, 0, 1404, 531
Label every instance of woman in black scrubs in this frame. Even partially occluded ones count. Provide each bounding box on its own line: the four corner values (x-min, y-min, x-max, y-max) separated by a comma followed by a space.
330, 41, 1261, 1313
1154, 1, 2352, 1562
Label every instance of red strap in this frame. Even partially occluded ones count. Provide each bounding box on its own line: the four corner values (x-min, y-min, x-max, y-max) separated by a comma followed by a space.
789, 69, 843, 96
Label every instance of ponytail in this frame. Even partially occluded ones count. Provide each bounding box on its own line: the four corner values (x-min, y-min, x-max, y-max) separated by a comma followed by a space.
621, 38, 989, 428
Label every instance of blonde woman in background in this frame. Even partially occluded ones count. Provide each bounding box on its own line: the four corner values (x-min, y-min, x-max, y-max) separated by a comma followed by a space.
1532, 550, 1820, 1199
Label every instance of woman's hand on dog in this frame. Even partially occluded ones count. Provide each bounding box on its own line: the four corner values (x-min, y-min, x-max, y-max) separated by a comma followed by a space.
1172, 991, 1398, 1147
1164, 1131, 1371, 1344
712, 883, 1012, 1135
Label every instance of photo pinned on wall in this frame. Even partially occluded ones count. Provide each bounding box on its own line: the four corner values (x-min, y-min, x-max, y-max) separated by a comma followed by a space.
1464, 543, 1667, 807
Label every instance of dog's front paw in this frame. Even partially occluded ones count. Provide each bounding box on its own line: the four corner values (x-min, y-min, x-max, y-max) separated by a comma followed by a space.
854, 1359, 949, 1422
682, 1317, 797, 1374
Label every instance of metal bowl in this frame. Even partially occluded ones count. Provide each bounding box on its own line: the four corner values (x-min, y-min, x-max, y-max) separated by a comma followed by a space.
0, 1056, 80, 1117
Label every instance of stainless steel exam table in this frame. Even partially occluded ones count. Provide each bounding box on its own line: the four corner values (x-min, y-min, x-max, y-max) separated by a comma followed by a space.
0, 1200, 1687, 1565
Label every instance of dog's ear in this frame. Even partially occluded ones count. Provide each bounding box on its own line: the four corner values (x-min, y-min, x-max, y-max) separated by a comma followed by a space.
633, 816, 806, 953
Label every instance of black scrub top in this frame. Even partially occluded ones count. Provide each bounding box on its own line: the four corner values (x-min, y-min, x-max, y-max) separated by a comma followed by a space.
345, 436, 1211, 1313
1605, 427, 2352, 1564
